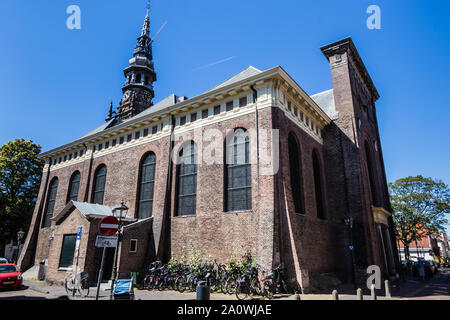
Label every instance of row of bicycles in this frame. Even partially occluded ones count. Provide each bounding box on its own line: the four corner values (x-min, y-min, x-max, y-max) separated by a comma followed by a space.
142, 260, 290, 300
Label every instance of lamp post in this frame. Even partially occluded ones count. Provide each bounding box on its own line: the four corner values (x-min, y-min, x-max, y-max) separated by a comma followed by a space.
110, 201, 128, 300
15, 230, 25, 264
344, 217, 357, 290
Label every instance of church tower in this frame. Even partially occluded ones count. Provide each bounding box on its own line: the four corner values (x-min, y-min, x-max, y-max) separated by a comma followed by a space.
116, 4, 157, 120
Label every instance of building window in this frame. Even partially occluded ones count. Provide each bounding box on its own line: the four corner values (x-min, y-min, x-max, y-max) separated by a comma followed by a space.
239, 96, 247, 108
58, 234, 77, 269
191, 112, 197, 123
288, 101, 292, 111
180, 116, 186, 126
67, 171, 81, 203
226, 101, 234, 112
152, 125, 158, 134
135, 131, 140, 139
120, 137, 124, 144
92, 165, 107, 205
112, 139, 117, 147
365, 140, 378, 206
98, 144, 103, 151
214, 105, 221, 115
43, 178, 58, 228
143, 128, 149, 137
127, 134, 132, 142
130, 239, 137, 253
202, 109, 209, 119
225, 128, 252, 212
288, 134, 304, 214
312, 150, 326, 220
175, 141, 197, 216
105, 141, 109, 149
138, 152, 156, 219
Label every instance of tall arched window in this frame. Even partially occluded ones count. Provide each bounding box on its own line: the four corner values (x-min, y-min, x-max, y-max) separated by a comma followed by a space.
365, 140, 378, 206
138, 152, 156, 219
92, 165, 107, 205
67, 171, 81, 203
43, 178, 58, 228
175, 141, 197, 216
288, 133, 304, 214
225, 128, 252, 212
312, 150, 326, 220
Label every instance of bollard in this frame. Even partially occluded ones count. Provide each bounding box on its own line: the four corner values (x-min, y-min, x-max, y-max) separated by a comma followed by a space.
356, 288, 363, 300
384, 280, 391, 298
370, 284, 377, 300
196, 281, 210, 300
332, 290, 339, 300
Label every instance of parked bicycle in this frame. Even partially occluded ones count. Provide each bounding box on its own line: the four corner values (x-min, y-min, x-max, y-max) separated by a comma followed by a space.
65, 271, 89, 298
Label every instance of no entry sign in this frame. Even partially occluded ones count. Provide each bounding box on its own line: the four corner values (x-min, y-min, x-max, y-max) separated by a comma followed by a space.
99, 216, 119, 236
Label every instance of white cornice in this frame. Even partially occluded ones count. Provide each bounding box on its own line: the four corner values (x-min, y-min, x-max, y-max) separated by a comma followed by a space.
40, 66, 332, 159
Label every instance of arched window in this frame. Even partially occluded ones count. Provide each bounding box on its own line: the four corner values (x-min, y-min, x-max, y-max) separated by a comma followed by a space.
43, 178, 58, 228
225, 128, 252, 212
138, 152, 156, 219
288, 133, 304, 214
365, 140, 378, 206
175, 141, 197, 216
67, 171, 81, 203
312, 150, 326, 220
92, 165, 107, 205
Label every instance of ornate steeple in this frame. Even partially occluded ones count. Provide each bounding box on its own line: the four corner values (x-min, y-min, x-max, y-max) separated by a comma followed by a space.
116, 2, 157, 120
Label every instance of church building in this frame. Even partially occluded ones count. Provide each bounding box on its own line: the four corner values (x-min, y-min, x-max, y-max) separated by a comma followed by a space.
18, 7, 400, 291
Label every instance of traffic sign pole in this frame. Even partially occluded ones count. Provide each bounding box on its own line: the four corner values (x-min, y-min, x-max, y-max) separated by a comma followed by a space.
95, 247, 106, 301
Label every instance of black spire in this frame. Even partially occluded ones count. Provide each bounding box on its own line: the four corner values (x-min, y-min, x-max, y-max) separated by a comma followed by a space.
116, 2, 157, 120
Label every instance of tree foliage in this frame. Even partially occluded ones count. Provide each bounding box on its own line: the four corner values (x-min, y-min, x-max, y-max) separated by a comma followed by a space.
0, 139, 44, 249
389, 176, 449, 253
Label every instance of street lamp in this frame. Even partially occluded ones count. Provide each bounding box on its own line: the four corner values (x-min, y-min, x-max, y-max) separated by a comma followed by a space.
344, 217, 357, 290
15, 230, 25, 264
110, 201, 129, 300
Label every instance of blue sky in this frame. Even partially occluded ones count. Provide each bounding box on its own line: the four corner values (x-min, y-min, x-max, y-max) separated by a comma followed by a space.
0, 1, 449, 212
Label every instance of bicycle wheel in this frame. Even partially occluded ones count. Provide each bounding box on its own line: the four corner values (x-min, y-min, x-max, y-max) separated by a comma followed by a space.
78, 278, 90, 298
176, 276, 187, 293
65, 278, 75, 296
225, 277, 237, 295
235, 282, 249, 301
263, 281, 274, 300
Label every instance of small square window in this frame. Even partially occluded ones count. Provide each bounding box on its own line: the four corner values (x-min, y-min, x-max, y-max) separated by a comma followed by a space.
152, 125, 158, 134
202, 109, 209, 119
143, 128, 149, 137
130, 239, 137, 253
226, 101, 234, 112
180, 116, 186, 126
191, 112, 197, 122
239, 96, 247, 108
214, 105, 221, 115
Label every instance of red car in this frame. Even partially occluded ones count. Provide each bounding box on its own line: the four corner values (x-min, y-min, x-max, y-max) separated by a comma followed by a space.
0, 264, 23, 289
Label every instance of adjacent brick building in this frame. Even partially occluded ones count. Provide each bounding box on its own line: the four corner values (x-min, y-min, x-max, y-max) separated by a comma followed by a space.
18, 9, 399, 291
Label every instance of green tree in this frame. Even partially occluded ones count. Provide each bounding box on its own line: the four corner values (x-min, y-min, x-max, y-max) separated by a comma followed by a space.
389, 176, 450, 262
0, 139, 44, 253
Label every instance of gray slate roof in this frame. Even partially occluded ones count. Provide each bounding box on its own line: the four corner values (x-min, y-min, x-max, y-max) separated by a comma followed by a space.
52, 201, 135, 223
310, 89, 339, 120
79, 66, 336, 141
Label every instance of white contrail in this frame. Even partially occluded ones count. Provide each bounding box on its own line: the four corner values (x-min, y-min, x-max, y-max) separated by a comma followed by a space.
150, 20, 168, 44
193, 56, 236, 71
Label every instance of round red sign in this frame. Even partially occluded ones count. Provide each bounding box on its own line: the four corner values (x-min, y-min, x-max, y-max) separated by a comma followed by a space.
99, 216, 120, 236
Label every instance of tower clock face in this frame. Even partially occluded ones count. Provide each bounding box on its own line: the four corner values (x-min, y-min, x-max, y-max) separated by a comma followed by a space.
143, 91, 152, 103
123, 90, 131, 100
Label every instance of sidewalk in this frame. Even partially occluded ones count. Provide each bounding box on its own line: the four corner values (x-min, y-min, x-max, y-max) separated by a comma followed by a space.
24, 272, 441, 301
